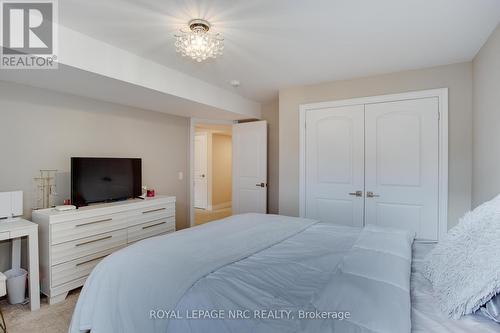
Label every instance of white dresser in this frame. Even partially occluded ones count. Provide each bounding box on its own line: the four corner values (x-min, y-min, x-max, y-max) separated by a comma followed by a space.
32, 196, 175, 304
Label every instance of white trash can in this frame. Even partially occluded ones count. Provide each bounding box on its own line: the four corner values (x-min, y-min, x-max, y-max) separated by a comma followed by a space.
4, 268, 27, 304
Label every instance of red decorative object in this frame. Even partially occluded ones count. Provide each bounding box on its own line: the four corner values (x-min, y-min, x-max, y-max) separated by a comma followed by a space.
146, 189, 155, 197
64, 199, 71, 205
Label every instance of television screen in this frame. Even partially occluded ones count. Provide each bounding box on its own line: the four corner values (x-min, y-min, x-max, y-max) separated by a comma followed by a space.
71, 157, 142, 207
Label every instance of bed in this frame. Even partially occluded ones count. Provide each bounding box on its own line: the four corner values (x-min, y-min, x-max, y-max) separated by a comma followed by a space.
69, 214, 500, 333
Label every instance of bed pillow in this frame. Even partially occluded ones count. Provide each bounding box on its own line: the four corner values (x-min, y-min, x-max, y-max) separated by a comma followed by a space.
423, 194, 500, 319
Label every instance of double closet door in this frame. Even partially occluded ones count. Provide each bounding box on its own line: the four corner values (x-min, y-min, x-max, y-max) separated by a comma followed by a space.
305, 97, 440, 240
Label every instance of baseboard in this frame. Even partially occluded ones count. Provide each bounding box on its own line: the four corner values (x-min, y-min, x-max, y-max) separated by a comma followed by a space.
212, 201, 232, 210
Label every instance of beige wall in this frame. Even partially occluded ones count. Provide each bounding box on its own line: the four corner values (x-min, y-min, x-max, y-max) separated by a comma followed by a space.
0, 81, 189, 271
472, 24, 500, 207
279, 62, 473, 229
212, 134, 232, 206
261, 99, 279, 214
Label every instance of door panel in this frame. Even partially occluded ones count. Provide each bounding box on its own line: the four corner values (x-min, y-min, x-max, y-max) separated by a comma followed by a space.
376, 113, 422, 186
305, 105, 365, 227
316, 118, 353, 184
364, 98, 439, 240
194, 133, 208, 209
232, 121, 267, 214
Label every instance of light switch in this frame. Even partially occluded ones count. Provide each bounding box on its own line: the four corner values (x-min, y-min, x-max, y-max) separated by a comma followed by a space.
178, 172, 184, 180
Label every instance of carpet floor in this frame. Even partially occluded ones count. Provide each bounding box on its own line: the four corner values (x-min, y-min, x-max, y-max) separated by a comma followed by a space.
1, 290, 79, 333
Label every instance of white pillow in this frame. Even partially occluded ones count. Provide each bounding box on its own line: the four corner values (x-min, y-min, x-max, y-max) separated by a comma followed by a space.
423, 194, 500, 319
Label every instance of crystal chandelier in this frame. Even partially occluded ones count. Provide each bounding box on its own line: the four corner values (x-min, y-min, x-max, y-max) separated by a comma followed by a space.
175, 19, 224, 62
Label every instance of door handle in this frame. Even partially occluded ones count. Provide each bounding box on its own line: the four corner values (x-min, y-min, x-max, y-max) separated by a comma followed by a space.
366, 191, 380, 198
142, 208, 166, 214
255, 183, 266, 188
349, 190, 363, 197
201, 174, 205, 178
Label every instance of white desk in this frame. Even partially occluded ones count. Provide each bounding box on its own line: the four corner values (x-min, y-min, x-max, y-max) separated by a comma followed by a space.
0, 219, 40, 311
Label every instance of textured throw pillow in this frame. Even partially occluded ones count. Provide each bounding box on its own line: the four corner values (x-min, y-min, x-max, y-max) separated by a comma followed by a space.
423, 194, 500, 319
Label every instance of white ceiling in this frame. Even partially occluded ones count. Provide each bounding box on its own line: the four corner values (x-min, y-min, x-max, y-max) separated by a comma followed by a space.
59, 0, 500, 103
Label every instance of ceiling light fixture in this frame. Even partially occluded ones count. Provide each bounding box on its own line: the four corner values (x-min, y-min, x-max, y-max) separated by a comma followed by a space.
175, 19, 224, 63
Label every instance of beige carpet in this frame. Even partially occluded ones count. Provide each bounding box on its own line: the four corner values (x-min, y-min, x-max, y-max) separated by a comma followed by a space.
195, 207, 232, 225
1, 290, 79, 333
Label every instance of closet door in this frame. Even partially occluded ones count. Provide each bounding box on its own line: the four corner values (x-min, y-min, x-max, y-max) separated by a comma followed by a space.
364, 98, 439, 240
305, 105, 365, 227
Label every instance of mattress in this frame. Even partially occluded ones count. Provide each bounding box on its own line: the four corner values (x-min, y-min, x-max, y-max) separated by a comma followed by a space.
411, 243, 500, 332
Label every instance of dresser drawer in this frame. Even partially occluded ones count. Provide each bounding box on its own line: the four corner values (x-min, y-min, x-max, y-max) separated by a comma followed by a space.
127, 204, 175, 227
51, 212, 128, 245
51, 247, 121, 288
51, 229, 127, 266
128, 217, 175, 243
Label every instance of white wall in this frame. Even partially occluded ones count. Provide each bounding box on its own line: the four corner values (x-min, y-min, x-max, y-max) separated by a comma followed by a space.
262, 99, 279, 214
0, 81, 189, 271
472, 24, 500, 206
279, 62, 473, 229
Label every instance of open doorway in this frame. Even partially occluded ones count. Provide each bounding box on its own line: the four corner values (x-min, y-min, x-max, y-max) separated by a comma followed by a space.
190, 119, 268, 227
193, 123, 233, 225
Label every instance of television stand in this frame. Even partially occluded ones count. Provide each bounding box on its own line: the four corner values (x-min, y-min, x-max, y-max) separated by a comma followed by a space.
32, 195, 175, 304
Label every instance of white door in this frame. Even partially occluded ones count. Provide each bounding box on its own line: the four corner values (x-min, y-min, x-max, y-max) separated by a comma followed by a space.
232, 121, 267, 214
194, 133, 208, 209
305, 105, 365, 227
364, 98, 439, 240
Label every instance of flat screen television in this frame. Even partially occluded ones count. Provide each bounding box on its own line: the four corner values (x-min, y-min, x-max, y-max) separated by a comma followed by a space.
71, 157, 142, 207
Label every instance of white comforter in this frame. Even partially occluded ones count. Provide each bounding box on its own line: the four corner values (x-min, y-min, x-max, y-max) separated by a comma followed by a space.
70, 214, 414, 333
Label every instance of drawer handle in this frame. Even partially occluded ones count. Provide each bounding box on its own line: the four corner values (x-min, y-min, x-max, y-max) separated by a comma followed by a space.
142, 221, 167, 230
75, 218, 112, 228
142, 208, 166, 214
75, 235, 112, 247
76, 254, 108, 267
